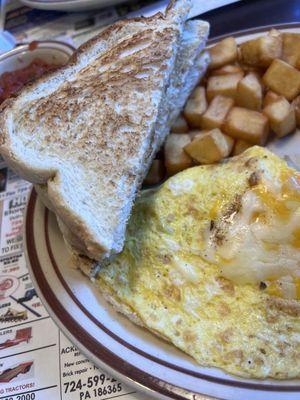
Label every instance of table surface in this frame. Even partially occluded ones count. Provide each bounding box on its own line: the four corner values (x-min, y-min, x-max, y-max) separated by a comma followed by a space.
200, 0, 300, 37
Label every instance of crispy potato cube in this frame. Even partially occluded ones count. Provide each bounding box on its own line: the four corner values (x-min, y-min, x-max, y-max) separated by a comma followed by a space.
263, 90, 281, 107
206, 73, 243, 101
164, 134, 193, 175
208, 37, 238, 70
188, 130, 209, 141
223, 107, 269, 144
263, 97, 296, 137
144, 159, 165, 185
268, 29, 281, 38
239, 35, 282, 68
183, 86, 207, 128
184, 129, 234, 164
238, 61, 264, 77
155, 145, 164, 159
210, 64, 244, 76
263, 59, 300, 100
291, 96, 300, 127
282, 33, 300, 67
171, 114, 189, 133
236, 73, 263, 110
233, 139, 252, 156
201, 95, 234, 129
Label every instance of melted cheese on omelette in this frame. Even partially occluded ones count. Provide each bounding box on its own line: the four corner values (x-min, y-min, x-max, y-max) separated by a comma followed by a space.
204, 165, 300, 294
95, 146, 300, 379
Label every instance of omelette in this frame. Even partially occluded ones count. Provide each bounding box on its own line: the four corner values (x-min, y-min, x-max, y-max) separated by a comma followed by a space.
93, 146, 300, 379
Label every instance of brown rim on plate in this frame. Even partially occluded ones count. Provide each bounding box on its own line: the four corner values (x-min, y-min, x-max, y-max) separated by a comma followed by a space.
25, 23, 300, 400
43, 205, 300, 392
26, 189, 216, 400
26, 188, 300, 398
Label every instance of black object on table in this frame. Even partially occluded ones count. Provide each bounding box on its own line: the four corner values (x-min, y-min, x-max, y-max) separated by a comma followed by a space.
198, 0, 300, 37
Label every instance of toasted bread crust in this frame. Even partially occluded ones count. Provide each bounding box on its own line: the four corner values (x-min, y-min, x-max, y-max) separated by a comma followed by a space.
0, 1, 206, 262
0, 14, 162, 116
0, 0, 190, 117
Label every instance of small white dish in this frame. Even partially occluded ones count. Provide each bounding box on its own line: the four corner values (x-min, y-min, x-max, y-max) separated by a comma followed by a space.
0, 40, 74, 76
0, 31, 16, 55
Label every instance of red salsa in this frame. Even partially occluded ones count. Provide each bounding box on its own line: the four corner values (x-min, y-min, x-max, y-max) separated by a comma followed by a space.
0, 58, 58, 105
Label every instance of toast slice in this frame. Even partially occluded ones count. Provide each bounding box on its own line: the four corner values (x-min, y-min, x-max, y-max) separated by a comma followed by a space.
151, 20, 210, 160
0, 0, 209, 261
36, 21, 210, 277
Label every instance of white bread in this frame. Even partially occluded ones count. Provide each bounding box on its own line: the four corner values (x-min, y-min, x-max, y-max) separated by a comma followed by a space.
0, 0, 209, 262
36, 19, 210, 275
147, 20, 209, 169
37, 24, 209, 278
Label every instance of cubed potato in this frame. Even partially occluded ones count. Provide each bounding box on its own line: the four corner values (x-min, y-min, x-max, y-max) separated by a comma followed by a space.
164, 134, 193, 175
189, 130, 209, 140
263, 90, 281, 107
268, 29, 281, 38
233, 139, 252, 156
236, 72, 263, 110
184, 129, 234, 164
171, 114, 189, 133
144, 159, 165, 185
291, 96, 300, 127
201, 95, 234, 129
208, 37, 238, 69
206, 73, 243, 101
238, 64, 264, 77
210, 64, 244, 76
282, 33, 300, 67
155, 147, 164, 160
223, 107, 269, 144
239, 35, 282, 68
183, 86, 207, 128
263, 59, 300, 100
263, 97, 296, 137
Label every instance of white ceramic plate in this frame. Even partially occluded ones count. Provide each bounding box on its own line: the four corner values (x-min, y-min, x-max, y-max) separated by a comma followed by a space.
25, 25, 300, 400
20, 0, 127, 12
